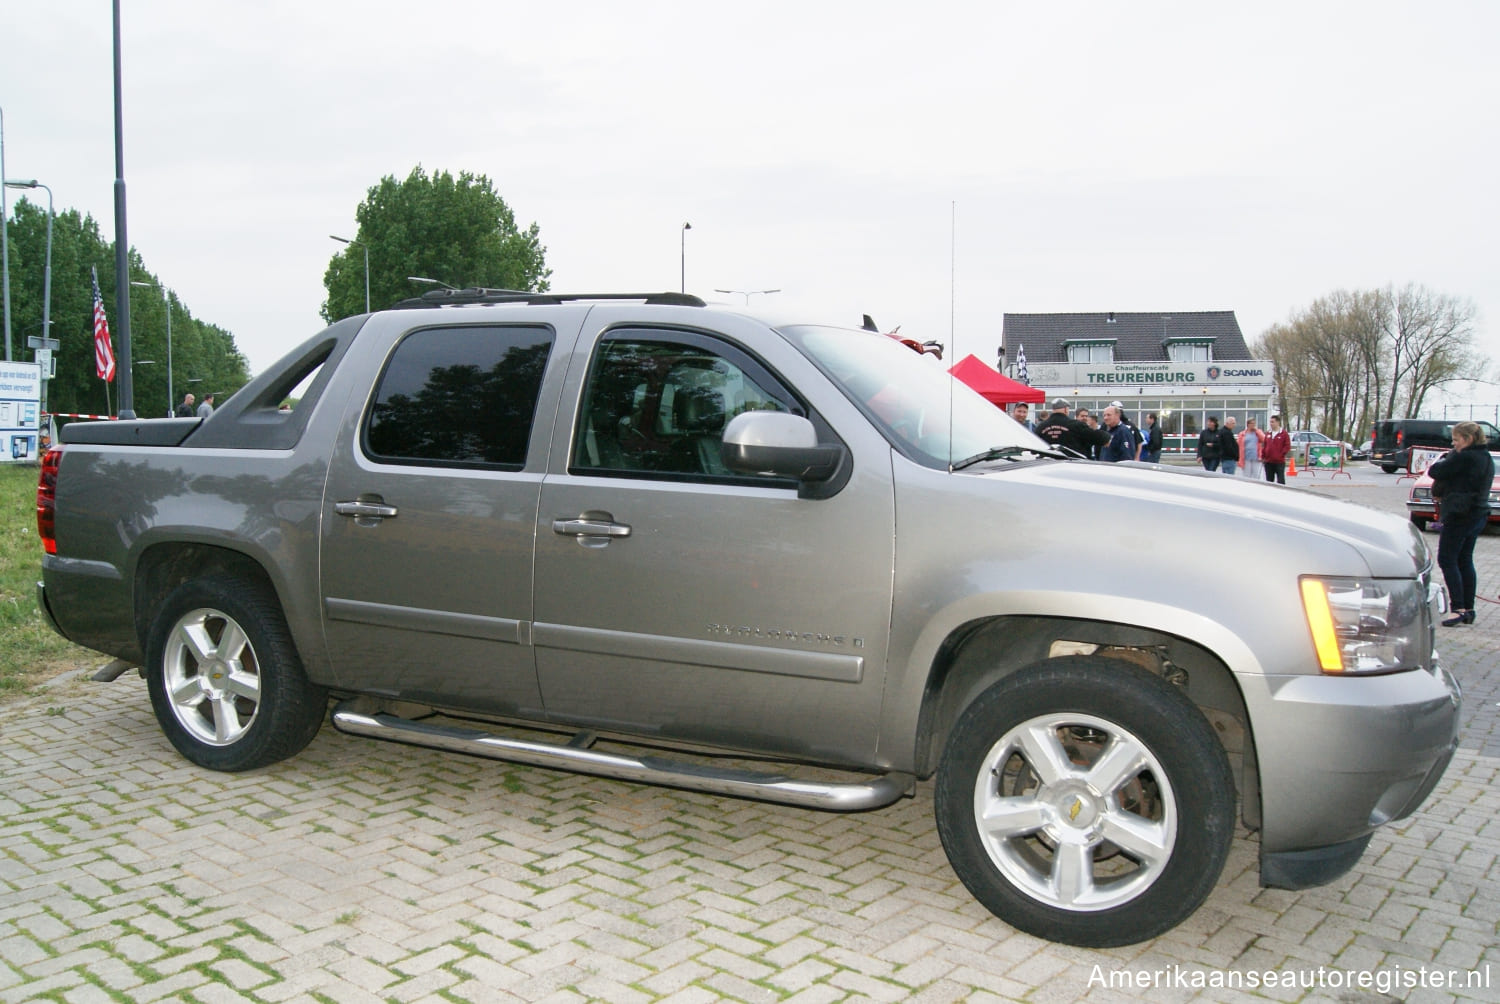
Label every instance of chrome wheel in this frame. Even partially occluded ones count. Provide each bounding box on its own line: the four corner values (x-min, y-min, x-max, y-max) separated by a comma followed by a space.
972, 712, 1174, 912
935, 657, 1233, 946
162, 606, 263, 747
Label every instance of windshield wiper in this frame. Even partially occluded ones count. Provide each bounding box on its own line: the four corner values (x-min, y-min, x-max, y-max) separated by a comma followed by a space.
952, 446, 1030, 470
952, 444, 1075, 470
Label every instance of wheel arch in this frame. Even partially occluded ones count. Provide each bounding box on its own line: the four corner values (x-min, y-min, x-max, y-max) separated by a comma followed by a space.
132, 543, 283, 655
912, 615, 1260, 829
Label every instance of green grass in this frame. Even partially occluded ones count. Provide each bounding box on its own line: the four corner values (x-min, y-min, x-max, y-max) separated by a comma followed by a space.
0, 462, 99, 701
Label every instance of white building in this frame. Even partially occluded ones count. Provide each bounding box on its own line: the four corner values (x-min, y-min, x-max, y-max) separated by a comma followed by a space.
1001, 311, 1275, 454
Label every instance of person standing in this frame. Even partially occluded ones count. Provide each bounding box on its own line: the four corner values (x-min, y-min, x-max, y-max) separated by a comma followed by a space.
1218, 418, 1240, 475
1010, 402, 1035, 433
1100, 406, 1135, 462
1262, 415, 1291, 483
1427, 421, 1494, 626
1197, 417, 1221, 471
1076, 409, 1103, 459
1238, 417, 1267, 480
1035, 399, 1109, 458
1138, 413, 1163, 462
1108, 400, 1143, 458
197, 392, 215, 419
175, 392, 196, 418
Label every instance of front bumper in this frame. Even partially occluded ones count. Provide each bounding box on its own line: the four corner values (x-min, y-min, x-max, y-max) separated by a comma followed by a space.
1245, 660, 1461, 885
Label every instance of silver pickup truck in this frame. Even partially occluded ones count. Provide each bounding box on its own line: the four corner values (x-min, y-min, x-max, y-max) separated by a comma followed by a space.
36, 290, 1460, 947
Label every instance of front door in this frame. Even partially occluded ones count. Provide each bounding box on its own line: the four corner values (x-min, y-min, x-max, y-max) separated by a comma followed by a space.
532, 326, 896, 763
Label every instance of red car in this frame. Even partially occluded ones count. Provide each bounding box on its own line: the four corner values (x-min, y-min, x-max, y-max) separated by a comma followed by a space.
1406, 469, 1500, 530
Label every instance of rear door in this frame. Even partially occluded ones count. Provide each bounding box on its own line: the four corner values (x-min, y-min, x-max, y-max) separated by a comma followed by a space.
318, 317, 567, 716
531, 313, 897, 763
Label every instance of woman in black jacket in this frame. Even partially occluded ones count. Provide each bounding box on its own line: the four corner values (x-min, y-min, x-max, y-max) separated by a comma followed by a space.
1428, 421, 1495, 626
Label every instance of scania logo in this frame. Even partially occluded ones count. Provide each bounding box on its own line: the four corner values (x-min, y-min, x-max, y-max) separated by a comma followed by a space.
1207, 366, 1267, 379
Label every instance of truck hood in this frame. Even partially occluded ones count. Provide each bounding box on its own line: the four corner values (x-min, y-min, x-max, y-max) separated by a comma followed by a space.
979, 460, 1427, 578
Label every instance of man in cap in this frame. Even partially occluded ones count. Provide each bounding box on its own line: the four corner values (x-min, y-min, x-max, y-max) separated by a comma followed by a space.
1035, 399, 1108, 457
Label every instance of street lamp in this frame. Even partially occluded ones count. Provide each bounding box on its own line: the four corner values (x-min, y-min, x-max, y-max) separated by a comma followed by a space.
1, 105, 11, 361
329, 235, 369, 313
713, 288, 780, 305
5, 180, 53, 343
407, 275, 459, 290
6, 179, 53, 423
680, 222, 691, 293
131, 279, 172, 416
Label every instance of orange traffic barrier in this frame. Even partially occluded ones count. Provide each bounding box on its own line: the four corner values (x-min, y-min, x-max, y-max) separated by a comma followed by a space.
1287, 454, 1298, 477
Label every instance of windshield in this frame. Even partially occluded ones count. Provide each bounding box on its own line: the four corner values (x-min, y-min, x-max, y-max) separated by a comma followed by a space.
781, 324, 1045, 470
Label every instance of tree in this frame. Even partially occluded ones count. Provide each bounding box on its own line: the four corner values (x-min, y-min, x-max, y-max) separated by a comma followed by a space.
1382, 283, 1481, 419
3, 195, 251, 419
321, 166, 551, 322
1255, 283, 1485, 437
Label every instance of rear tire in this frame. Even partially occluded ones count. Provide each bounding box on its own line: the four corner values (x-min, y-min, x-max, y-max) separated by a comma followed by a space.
1411, 514, 1431, 531
935, 657, 1234, 947
1382, 464, 1398, 474
145, 576, 327, 772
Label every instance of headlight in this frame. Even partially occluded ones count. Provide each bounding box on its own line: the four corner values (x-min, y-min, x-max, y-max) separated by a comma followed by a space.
1300, 576, 1427, 674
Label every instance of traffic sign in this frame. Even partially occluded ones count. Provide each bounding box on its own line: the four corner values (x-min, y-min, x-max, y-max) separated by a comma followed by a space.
27, 336, 60, 351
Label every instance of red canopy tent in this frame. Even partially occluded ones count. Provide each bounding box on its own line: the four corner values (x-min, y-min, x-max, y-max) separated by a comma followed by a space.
949, 354, 1045, 408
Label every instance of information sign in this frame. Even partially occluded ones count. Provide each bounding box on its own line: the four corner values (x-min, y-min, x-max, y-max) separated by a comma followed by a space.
1308, 443, 1342, 469
0, 362, 42, 463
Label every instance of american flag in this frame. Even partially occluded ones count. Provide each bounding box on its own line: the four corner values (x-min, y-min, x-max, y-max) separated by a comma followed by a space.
1016, 343, 1029, 385
91, 267, 116, 383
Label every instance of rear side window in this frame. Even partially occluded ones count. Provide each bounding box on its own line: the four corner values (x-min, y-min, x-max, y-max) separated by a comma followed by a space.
365, 325, 553, 469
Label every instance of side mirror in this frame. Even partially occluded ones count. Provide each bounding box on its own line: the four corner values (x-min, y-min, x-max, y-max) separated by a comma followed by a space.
721, 412, 849, 498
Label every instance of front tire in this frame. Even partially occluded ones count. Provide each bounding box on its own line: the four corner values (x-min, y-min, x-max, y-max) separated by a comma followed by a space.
935, 657, 1234, 947
146, 576, 327, 772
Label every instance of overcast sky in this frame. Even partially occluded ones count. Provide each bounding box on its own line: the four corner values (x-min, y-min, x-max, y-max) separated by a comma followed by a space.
4, 1, 1498, 408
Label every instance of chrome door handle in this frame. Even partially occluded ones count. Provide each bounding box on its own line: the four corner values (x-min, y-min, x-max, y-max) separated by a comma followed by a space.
552, 517, 631, 538
335, 500, 399, 519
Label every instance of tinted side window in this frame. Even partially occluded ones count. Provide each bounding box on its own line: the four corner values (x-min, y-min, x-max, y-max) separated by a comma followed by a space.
365, 325, 553, 469
572, 332, 796, 481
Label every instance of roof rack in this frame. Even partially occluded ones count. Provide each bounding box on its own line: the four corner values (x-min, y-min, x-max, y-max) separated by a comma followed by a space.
391, 289, 708, 310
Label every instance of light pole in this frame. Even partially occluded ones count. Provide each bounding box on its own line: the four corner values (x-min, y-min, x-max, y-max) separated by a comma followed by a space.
1, 105, 11, 361
713, 288, 780, 305
680, 222, 691, 293
6, 179, 53, 425
131, 279, 171, 416
407, 275, 459, 290
5, 180, 53, 343
329, 235, 369, 314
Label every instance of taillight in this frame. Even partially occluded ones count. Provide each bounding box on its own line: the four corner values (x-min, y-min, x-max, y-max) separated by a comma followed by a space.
36, 445, 61, 555
1396, 430, 1404, 445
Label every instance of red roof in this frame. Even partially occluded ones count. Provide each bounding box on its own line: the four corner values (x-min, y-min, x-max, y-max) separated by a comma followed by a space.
949, 354, 1045, 406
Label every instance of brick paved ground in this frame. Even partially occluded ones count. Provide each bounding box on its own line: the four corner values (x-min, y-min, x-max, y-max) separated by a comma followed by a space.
2, 470, 1496, 1002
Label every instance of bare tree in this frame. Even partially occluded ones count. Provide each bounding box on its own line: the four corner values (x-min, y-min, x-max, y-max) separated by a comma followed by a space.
1255, 320, 1321, 429
1299, 291, 1365, 441
1341, 288, 1388, 440
1261, 283, 1484, 434
1383, 283, 1482, 418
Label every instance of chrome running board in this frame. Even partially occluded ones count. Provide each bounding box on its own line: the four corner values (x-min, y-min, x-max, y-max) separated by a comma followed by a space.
330, 700, 913, 812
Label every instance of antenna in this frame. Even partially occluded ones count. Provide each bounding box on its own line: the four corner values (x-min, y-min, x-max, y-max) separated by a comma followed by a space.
946, 201, 956, 470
